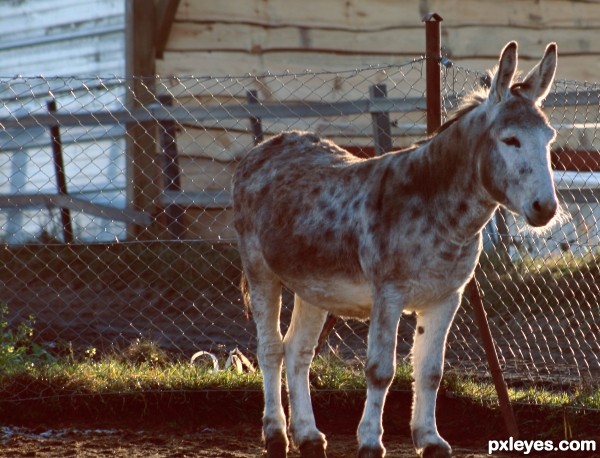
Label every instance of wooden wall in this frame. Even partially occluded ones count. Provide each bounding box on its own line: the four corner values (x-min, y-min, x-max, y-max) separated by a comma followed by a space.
159, 0, 600, 80
154, 0, 600, 240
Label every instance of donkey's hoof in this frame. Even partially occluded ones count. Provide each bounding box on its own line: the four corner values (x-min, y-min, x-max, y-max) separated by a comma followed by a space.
422, 444, 452, 458
357, 446, 384, 458
299, 439, 327, 458
265, 436, 288, 458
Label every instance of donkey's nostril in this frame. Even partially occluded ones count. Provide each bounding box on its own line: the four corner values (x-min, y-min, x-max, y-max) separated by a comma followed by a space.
527, 198, 558, 227
526, 199, 558, 227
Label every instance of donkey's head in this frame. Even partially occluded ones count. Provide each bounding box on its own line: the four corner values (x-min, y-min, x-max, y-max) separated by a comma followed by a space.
478, 42, 558, 227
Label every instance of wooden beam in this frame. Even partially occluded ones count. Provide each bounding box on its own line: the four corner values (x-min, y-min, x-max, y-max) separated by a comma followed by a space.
1, 90, 598, 130
0, 194, 152, 226
155, 0, 180, 59
126, 0, 160, 239
160, 190, 232, 210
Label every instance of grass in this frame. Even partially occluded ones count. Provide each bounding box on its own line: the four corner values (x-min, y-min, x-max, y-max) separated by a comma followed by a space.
1, 348, 597, 411
442, 370, 600, 410
0, 331, 598, 440
2, 359, 263, 395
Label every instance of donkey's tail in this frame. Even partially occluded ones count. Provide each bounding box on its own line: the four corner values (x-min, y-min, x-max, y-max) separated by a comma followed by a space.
240, 272, 252, 320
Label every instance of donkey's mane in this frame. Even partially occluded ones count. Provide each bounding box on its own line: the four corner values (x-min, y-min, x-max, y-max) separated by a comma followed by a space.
406, 83, 489, 151
435, 87, 489, 135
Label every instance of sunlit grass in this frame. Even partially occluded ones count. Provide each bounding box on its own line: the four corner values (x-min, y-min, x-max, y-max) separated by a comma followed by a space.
442, 370, 600, 409
0, 359, 263, 396
0, 352, 598, 415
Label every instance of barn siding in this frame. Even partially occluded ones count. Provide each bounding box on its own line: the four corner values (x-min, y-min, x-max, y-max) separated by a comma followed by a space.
0, 0, 125, 77
162, 0, 600, 78
0, 0, 126, 243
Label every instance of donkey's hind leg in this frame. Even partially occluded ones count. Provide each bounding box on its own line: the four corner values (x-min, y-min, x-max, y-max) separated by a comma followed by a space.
283, 295, 329, 458
244, 265, 288, 458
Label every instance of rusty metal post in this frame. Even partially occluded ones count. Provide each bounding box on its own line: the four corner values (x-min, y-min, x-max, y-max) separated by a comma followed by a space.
423, 13, 442, 135
468, 279, 520, 438
422, 12, 519, 439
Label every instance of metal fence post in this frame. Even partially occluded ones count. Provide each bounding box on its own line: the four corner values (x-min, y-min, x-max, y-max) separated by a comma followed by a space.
47, 99, 74, 244
423, 13, 442, 135
422, 12, 519, 439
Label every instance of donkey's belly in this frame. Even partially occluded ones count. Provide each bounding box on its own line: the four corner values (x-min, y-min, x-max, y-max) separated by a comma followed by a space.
286, 277, 373, 319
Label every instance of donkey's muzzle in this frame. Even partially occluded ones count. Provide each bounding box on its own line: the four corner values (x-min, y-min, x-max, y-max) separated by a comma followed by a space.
526, 197, 558, 227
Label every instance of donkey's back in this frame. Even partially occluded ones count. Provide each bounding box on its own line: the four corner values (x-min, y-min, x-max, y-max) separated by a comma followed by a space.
233, 131, 385, 316
233, 129, 481, 318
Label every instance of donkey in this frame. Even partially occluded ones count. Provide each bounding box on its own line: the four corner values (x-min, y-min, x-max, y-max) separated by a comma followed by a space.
232, 41, 558, 458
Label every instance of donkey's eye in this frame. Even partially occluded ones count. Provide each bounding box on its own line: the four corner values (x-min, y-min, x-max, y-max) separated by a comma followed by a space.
502, 137, 521, 148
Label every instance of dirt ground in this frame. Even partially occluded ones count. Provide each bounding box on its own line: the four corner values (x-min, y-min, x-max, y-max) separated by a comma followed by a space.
0, 425, 525, 458
1, 386, 597, 458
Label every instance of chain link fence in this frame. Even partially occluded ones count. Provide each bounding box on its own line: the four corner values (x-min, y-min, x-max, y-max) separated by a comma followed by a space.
0, 58, 598, 401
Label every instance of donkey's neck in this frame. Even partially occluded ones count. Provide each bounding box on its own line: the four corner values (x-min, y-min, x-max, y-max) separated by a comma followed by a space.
389, 117, 498, 243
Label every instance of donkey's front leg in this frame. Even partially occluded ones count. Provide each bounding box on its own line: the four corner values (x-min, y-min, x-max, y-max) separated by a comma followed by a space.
411, 294, 460, 458
357, 287, 404, 458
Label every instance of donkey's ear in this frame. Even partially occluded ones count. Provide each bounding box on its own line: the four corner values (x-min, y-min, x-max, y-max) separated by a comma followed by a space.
514, 42, 557, 104
490, 41, 518, 103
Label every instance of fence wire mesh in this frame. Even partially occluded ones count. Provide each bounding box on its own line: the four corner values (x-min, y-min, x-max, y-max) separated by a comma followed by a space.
0, 58, 598, 403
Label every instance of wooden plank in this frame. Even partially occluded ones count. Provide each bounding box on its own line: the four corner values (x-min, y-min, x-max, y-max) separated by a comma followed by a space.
162, 1, 600, 84
166, 22, 423, 55
444, 26, 600, 59
175, 0, 423, 30
175, 0, 600, 31
0, 96, 427, 128
0, 125, 125, 151
175, 116, 427, 157
0, 0, 123, 38
428, 0, 600, 28
126, 0, 160, 239
175, 127, 423, 164
0, 194, 151, 226
157, 50, 426, 82
158, 49, 600, 88
1, 89, 597, 131
165, 22, 600, 59
160, 190, 232, 209
168, 97, 418, 120
177, 157, 236, 191
175, 128, 255, 161
451, 55, 600, 83
155, 66, 423, 104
